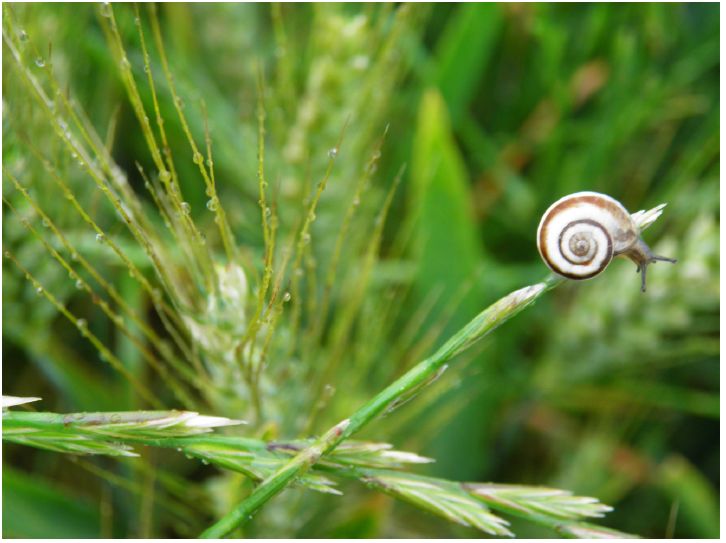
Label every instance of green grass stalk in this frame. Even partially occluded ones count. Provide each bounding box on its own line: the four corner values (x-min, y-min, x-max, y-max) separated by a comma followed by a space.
200, 274, 563, 537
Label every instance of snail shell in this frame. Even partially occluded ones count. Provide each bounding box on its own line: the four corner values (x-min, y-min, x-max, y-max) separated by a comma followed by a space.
537, 191, 676, 291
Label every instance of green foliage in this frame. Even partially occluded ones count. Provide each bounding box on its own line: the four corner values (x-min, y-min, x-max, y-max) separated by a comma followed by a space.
3, 467, 101, 538
5, 399, 621, 538
3, 3, 718, 539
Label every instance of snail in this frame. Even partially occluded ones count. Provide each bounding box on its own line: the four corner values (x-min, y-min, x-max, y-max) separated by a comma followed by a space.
537, 192, 676, 292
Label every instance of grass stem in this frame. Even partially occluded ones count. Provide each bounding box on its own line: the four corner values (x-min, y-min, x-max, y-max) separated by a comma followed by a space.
200, 275, 563, 537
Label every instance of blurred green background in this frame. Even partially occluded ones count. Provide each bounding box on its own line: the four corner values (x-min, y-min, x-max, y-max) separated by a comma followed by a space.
3, 3, 719, 538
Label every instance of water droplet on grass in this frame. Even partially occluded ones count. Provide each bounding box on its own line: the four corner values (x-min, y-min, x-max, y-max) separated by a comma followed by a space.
181, 202, 191, 214
328, 147, 338, 158
206, 198, 218, 211
34, 57, 45, 68
95, 233, 105, 243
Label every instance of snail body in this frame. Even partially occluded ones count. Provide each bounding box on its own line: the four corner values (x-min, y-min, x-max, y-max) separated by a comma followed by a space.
537, 191, 675, 291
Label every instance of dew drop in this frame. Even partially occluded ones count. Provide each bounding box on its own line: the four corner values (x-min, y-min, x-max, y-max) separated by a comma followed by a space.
42, 219, 50, 228
264, 206, 271, 217
34, 57, 45, 68
100, 2, 112, 17
71, 252, 80, 261
159, 170, 171, 183
75, 279, 84, 290
180, 202, 191, 215
120, 56, 131, 71
19, 30, 29, 42
95, 233, 105, 243
206, 198, 218, 211
282, 292, 291, 302
328, 147, 338, 158
201, 459, 209, 465
35, 286, 44, 295
301, 233, 311, 245
192, 152, 203, 165
76, 318, 87, 329
175, 96, 185, 109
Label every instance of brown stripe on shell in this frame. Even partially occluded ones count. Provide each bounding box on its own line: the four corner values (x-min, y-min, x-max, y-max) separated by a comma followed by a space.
557, 219, 611, 268
538, 196, 619, 280
544, 194, 631, 226
552, 265, 608, 280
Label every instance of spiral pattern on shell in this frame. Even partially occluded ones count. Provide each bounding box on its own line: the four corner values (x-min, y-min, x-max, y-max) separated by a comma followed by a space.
537, 192, 638, 280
